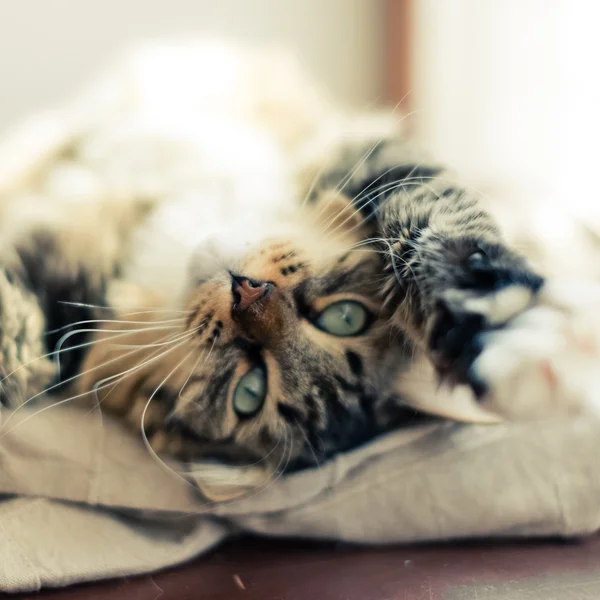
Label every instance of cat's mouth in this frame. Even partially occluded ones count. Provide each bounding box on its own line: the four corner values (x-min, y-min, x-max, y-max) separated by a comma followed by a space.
229, 275, 294, 347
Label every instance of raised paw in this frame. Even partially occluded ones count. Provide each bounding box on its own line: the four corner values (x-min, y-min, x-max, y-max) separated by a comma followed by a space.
427, 283, 542, 392
464, 280, 600, 419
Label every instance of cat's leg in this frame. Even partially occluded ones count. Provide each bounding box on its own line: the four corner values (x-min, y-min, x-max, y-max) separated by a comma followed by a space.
0, 233, 112, 407
0, 262, 54, 406
465, 278, 600, 419
306, 135, 543, 398
0, 199, 146, 406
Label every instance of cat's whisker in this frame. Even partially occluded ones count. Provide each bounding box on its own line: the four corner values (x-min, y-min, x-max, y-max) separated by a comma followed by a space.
254, 426, 292, 500
325, 182, 411, 240
246, 430, 283, 468
46, 317, 186, 335
57, 300, 191, 313
328, 165, 434, 235
367, 170, 494, 209
298, 95, 399, 212
390, 248, 419, 284
325, 165, 477, 243
293, 417, 331, 496
308, 141, 382, 226
332, 140, 382, 195
0, 327, 198, 433
324, 182, 421, 243
392, 90, 412, 114
182, 420, 291, 512
57, 300, 193, 324
82, 334, 198, 453
178, 337, 217, 399
299, 153, 337, 211
53, 324, 184, 379
332, 108, 421, 199
87, 328, 196, 415
0, 333, 183, 439
304, 237, 393, 266
112, 333, 202, 350
138, 349, 197, 487
52, 325, 182, 379
124, 308, 193, 316
245, 422, 292, 499
347, 170, 439, 206
309, 109, 419, 227
0, 322, 182, 397
319, 164, 423, 236
327, 172, 453, 243
86, 335, 194, 416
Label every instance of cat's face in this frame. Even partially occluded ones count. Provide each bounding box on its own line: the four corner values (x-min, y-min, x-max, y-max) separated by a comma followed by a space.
162, 197, 411, 477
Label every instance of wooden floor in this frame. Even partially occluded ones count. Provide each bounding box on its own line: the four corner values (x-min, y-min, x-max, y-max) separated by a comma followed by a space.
7, 534, 600, 600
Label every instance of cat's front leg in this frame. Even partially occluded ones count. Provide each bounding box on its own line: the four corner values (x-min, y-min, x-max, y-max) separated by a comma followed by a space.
465, 278, 600, 419
327, 137, 543, 391
387, 224, 544, 390
306, 134, 543, 394
378, 192, 544, 391
0, 266, 55, 407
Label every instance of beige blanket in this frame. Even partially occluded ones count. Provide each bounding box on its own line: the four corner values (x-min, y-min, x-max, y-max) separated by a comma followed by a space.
0, 404, 599, 593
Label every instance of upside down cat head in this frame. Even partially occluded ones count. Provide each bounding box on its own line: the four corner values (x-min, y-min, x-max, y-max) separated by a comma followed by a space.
78, 194, 418, 500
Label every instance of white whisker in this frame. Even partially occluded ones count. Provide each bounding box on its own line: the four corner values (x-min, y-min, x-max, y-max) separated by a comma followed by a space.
1, 327, 198, 432
46, 317, 185, 335
140, 349, 198, 487
57, 300, 192, 314
53, 324, 184, 378
178, 337, 217, 399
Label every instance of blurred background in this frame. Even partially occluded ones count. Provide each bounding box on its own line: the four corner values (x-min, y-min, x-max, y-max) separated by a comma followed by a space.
0, 0, 595, 215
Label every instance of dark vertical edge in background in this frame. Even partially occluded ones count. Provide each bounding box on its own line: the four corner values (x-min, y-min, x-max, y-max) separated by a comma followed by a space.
384, 0, 413, 110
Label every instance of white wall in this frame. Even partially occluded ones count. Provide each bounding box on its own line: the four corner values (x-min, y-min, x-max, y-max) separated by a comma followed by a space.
412, 0, 560, 204
0, 0, 385, 134
413, 0, 600, 220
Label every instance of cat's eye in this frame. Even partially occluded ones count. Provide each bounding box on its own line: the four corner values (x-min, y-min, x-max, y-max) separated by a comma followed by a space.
232, 366, 267, 418
316, 301, 369, 337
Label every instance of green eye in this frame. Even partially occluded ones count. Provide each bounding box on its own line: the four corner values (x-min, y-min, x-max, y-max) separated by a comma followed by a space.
316, 301, 369, 337
233, 366, 267, 418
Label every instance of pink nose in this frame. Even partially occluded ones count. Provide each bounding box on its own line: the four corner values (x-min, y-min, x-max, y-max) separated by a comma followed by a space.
231, 275, 272, 311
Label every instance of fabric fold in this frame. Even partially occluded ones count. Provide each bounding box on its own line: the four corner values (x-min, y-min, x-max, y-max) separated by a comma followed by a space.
0, 404, 599, 592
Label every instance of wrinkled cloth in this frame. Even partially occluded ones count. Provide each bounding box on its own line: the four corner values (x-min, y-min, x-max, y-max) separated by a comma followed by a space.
0, 403, 599, 592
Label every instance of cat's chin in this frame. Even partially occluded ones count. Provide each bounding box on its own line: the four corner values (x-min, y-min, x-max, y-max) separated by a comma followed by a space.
188, 231, 255, 283
186, 215, 284, 280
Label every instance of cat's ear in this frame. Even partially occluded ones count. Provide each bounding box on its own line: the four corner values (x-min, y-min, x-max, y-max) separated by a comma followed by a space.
310, 189, 373, 239
186, 462, 271, 503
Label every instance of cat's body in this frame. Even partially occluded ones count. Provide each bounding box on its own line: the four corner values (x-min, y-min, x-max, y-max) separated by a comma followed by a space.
0, 41, 593, 500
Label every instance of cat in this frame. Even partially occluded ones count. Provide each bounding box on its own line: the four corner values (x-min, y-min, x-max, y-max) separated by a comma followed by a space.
0, 40, 573, 501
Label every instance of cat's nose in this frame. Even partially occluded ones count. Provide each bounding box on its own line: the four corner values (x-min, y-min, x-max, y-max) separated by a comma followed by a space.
230, 274, 272, 311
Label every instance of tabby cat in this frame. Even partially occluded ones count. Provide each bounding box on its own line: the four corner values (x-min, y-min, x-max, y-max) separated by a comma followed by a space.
0, 43, 543, 499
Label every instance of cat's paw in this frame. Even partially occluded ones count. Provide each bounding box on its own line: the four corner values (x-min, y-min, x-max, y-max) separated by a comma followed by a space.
465, 280, 600, 419
411, 234, 543, 388
426, 283, 541, 390
465, 308, 578, 418
0, 269, 56, 407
